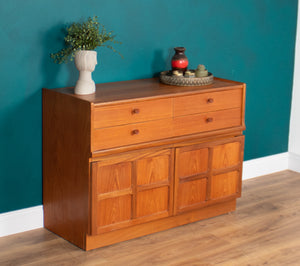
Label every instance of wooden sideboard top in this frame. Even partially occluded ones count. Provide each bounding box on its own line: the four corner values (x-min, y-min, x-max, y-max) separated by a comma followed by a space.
44, 77, 245, 106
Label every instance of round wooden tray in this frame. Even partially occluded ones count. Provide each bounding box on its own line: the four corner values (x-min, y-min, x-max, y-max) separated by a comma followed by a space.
160, 71, 214, 86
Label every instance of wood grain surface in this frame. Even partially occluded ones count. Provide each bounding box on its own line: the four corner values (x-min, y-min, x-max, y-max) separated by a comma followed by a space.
42, 89, 91, 249
1, 170, 299, 265
43, 78, 246, 250
50, 77, 245, 105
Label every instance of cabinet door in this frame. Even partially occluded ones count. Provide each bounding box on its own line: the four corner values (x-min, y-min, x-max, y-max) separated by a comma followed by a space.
91, 161, 133, 234
90, 149, 173, 235
174, 136, 244, 214
174, 145, 209, 214
210, 141, 243, 200
135, 152, 173, 220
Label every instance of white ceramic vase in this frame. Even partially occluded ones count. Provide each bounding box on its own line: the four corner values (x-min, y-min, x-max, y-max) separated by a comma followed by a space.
74, 50, 97, 95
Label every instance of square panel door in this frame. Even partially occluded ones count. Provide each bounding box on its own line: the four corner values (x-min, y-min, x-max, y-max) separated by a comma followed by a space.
174, 136, 244, 214
90, 149, 173, 235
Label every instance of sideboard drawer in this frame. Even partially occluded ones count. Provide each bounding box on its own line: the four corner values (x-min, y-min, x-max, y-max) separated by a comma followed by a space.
174, 108, 242, 136
174, 89, 242, 116
92, 118, 174, 150
93, 98, 173, 129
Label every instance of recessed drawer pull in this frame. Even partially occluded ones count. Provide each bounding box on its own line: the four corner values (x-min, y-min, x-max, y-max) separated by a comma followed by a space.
207, 98, 214, 103
132, 108, 140, 114
131, 129, 140, 135
206, 117, 213, 123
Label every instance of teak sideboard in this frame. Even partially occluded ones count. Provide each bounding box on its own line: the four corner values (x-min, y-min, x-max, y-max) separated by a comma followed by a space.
43, 77, 246, 251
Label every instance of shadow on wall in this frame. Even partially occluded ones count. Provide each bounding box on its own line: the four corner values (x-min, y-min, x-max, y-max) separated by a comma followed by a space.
0, 90, 42, 213
41, 22, 78, 89
151, 48, 173, 78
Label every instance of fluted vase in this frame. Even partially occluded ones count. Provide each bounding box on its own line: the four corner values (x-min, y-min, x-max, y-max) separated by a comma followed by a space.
74, 50, 97, 95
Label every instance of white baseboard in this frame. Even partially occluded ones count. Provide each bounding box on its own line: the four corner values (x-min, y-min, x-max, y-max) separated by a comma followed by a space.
0, 151, 296, 238
289, 152, 300, 173
242, 152, 289, 180
0, 205, 43, 238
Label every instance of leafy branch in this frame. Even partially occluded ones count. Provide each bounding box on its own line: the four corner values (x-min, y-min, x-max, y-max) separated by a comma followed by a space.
50, 16, 121, 64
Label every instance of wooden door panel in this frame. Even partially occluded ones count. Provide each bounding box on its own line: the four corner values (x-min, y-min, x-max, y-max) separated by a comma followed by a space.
174, 137, 243, 214
177, 179, 207, 210
136, 187, 169, 218
97, 195, 132, 227
177, 148, 209, 178
136, 155, 169, 185
210, 171, 239, 200
96, 162, 131, 194
212, 142, 240, 170
92, 148, 173, 234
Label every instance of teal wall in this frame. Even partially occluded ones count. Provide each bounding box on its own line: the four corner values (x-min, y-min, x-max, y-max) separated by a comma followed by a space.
0, 0, 297, 213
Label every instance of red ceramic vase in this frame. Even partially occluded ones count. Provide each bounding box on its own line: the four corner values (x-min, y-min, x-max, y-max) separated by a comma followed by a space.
171, 47, 188, 72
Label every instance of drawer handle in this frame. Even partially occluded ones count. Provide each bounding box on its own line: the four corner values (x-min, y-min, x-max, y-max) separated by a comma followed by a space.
207, 98, 214, 103
206, 117, 213, 123
131, 129, 140, 135
132, 108, 140, 114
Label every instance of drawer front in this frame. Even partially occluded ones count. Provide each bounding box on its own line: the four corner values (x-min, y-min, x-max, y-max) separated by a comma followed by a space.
174, 88, 242, 116
92, 118, 174, 150
173, 108, 242, 136
93, 98, 173, 129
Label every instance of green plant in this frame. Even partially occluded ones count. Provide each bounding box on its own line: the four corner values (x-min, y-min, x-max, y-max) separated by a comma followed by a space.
50, 16, 121, 64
